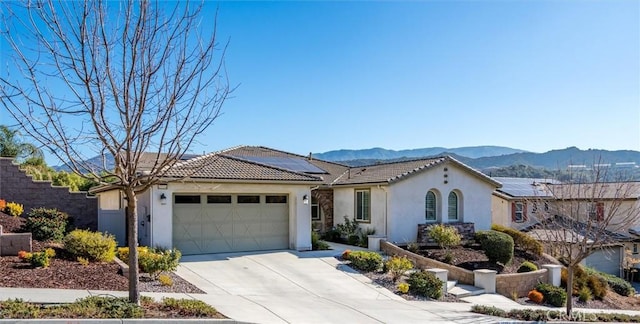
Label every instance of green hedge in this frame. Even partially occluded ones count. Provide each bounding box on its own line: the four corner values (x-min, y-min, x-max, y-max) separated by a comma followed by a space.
517, 261, 538, 273
406, 270, 443, 299
475, 230, 514, 265
23, 208, 71, 242
491, 224, 543, 256
536, 282, 567, 307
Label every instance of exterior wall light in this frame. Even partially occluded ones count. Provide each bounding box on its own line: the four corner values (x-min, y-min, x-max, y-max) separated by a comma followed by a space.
160, 193, 167, 205
303, 194, 309, 205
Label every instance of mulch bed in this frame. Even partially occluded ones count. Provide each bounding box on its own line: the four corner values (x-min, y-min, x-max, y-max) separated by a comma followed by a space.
0, 212, 203, 294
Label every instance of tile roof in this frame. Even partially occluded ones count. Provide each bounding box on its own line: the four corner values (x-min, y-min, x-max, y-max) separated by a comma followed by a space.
164, 152, 322, 182
332, 156, 502, 187
547, 182, 640, 200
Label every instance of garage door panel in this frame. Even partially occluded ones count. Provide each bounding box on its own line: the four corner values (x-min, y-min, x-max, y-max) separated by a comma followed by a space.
173, 194, 289, 255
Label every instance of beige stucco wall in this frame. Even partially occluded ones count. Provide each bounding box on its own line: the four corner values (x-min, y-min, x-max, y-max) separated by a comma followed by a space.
333, 186, 387, 236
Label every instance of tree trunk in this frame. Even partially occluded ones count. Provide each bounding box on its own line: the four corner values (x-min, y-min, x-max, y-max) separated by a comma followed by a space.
125, 189, 140, 305
566, 265, 573, 316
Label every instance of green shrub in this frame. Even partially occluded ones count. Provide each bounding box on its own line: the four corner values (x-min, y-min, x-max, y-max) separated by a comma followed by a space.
347, 235, 360, 246
70, 296, 143, 318
517, 261, 538, 273
536, 282, 567, 307
23, 208, 70, 241
336, 216, 360, 240
161, 298, 218, 317
4, 202, 24, 217
64, 229, 116, 262
406, 270, 443, 299
491, 224, 543, 256
358, 227, 376, 248
397, 283, 409, 294
584, 267, 635, 297
311, 231, 330, 250
321, 229, 341, 242
385, 256, 413, 282
406, 242, 420, 253
427, 224, 461, 250
0, 299, 41, 318
470, 305, 506, 318
117, 246, 181, 279
578, 286, 592, 302
587, 274, 608, 299
475, 230, 514, 265
158, 274, 173, 286
348, 251, 383, 272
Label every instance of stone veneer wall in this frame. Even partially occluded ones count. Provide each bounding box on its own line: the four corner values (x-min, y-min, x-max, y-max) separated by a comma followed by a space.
417, 222, 475, 244
381, 240, 474, 285
312, 189, 334, 231
0, 158, 97, 230
381, 240, 549, 297
496, 269, 548, 297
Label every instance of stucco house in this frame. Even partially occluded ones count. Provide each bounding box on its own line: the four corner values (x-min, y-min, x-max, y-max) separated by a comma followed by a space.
92, 146, 500, 255
491, 177, 559, 230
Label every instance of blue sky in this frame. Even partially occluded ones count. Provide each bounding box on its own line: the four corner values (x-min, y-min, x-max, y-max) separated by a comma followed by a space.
2, 1, 639, 162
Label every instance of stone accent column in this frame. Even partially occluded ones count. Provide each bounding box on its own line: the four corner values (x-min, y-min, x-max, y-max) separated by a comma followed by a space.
474, 269, 497, 293
427, 268, 449, 295
542, 264, 562, 287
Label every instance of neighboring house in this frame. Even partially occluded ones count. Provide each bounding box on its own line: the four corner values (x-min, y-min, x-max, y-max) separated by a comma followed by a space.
91, 146, 501, 255
330, 157, 501, 244
491, 177, 560, 230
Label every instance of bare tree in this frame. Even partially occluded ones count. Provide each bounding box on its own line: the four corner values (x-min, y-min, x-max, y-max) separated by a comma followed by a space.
0, 0, 230, 304
527, 164, 640, 315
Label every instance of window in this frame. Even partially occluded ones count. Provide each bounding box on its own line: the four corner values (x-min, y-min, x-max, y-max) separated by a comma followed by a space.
447, 191, 458, 221
207, 195, 231, 204
634, 244, 638, 254
311, 196, 321, 221
174, 195, 201, 204
266, 195, 287, 204
588, 202, 604, 221
425, 191, 437, 221
238, 195, 260, 204
531, 202, 537, 214
512, 202, 527, 223
355, 189, 370, 222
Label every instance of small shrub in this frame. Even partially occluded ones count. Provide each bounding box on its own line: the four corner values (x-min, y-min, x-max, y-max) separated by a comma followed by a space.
44, 248, 55, 258
161, 298, 218, 317
536, 282, 567, 307
158, 274, 173, 286
321, 229, 341, 242
27, 249, 54, 268
397, 283, 409, 294
4, 202, 23, 217
491, 224, 543, 256
427, 224, 461, 251
0, 198, 6, 211
348, 251, 383, 272
510, 290, 518, 301
0, 299, 40, 318
341, 249, 351, 260
406, 242, 420, 253
138, 248, 182, 279
116, 246, 149, 264
64, 229, 116, 262
406, 270, 443, 299
578, 286, 592, 302
470, 305, 506, 318
23, 208, 70, 241
336, 216, 360, 240
527, 289, 543, 304
311, 231, 330, 250
442, 252, 453, 264
587, 274, 608, 299
17, 250, 31, 260
475, 230, 514, 265
358, 227, 376, 248
72, 296, 143, 318
77, 257, 90, 266
347, 234, 360, 246
385, 256, 413, 282
517, 261, 538, 273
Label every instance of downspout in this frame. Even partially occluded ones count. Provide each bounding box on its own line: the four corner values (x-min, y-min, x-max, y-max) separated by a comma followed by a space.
378, 185, 388, 237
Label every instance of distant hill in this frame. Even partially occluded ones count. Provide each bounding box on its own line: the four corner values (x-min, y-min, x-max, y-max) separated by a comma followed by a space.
312, 146, 528, 161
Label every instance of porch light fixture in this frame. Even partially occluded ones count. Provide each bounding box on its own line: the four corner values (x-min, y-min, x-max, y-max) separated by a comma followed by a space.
160, 193, 167, 205
303, 194, 309, 205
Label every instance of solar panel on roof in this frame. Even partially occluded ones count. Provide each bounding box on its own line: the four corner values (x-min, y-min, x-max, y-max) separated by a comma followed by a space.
237, 156, 328, 174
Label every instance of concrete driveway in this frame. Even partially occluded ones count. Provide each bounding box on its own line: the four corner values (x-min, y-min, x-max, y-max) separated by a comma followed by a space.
176, 248, 496, 324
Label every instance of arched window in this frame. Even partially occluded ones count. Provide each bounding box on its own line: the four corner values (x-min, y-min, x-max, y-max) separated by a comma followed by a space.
448, 191, 458, 221
425, 191, 436, 221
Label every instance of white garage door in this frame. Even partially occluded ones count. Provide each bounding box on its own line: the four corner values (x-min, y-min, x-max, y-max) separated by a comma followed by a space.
584, 247, 622, 277
173, 194, 289, 255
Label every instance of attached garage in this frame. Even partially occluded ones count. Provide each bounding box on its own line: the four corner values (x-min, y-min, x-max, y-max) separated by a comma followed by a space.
584, 246, 623, 277
173, 193, 290, 255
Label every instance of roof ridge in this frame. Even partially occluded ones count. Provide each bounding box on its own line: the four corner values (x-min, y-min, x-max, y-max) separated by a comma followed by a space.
249, 145, 351, 167
169, 145, 242, 170
387, 158, 448, 183
355, 156, 448, 168
221, 153, 323, 181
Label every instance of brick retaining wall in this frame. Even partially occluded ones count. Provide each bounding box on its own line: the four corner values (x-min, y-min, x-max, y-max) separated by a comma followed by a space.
0, 158, 97, 230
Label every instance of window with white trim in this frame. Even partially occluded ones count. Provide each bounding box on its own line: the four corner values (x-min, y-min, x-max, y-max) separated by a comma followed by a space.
311, 196, 321, 221
425, 191, 437, 221
447, 191, 458, 221
514, 202, 525, 223
355, 189, 370, 222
